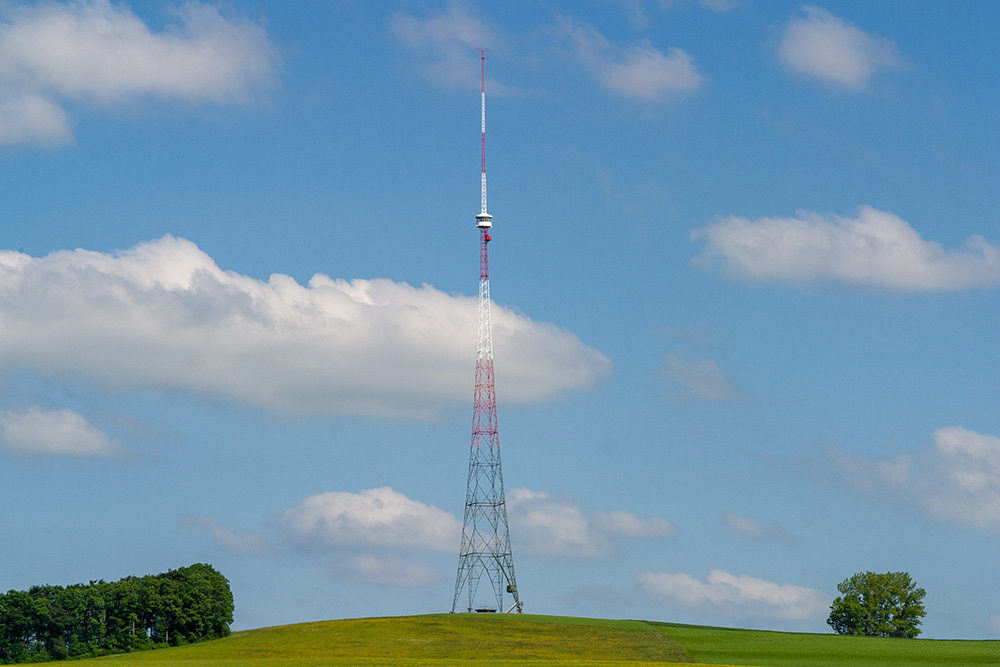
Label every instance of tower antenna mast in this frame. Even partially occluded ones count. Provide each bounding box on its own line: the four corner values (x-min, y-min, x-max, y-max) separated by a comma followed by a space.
452, 49, 521, 614
477, 48, 491, 227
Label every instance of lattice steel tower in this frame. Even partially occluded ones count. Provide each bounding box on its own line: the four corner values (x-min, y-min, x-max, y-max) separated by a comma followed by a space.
452, 50, 522, 614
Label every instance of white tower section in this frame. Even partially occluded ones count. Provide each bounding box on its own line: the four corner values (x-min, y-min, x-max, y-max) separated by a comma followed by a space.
475, 49, 492, 229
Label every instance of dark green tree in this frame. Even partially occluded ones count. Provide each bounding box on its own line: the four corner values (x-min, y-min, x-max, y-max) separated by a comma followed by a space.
827, 571, 926, 638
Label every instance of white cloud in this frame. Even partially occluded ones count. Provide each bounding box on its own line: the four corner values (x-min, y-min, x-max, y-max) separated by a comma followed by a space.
0, 0, 276, 146
779, 5, 905, 91
659, 355, 745, 402
557, 16, 702, 101
0, 406, 121, 458
822, 426, 1000, 531
0, 236, 610, 418
637, 569, 831, 621
691, 206, 1000, 290
724, 513, 794, 542
508, 489, 674, 558
279, 487, 462, 552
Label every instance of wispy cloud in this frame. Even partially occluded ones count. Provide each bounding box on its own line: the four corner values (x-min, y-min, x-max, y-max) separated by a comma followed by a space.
0, 0, 276, 146
338, 555, 444, 587
607, 0, 740, 28
693, 0, 740, 11
187, 487, 455, 587
0, 236, 611, 418
389, 3, 516, 94
660, 0, 741, 11
592, 510, 676, 539
779, 5, 905, 91
819, 426, 1000, 532
724, 513, 794, 542
179, 515, 273, 556
556, 15, 703, 101
657, 322, 718, 347
637, 569, 831, 621
691, 206, 1000, 290
600, 0, 653, 30
0, 407, 121, 458
508, 489, 674, 558
658, 355, 746, 402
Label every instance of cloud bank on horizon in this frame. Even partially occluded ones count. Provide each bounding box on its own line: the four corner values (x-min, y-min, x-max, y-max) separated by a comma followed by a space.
183, 482, 838, 627
188, 485, 688, 593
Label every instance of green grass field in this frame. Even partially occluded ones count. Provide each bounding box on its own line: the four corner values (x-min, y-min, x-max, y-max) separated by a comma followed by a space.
76, 614, 1000, 667
657, 622, 1000, 666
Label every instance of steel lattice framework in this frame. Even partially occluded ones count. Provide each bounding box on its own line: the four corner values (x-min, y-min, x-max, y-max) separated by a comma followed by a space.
452, 50, 521, 615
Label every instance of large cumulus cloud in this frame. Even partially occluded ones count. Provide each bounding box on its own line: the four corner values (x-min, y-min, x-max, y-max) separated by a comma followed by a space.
0, 236, 611, 418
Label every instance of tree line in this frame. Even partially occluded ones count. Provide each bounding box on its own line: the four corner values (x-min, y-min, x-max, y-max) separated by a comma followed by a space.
0, 563, 234, 663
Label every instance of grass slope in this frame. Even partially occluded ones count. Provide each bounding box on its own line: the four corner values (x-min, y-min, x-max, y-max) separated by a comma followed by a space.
80, 614, 694, 666
658, 622, 1000, 667
77, 614, 1000, 667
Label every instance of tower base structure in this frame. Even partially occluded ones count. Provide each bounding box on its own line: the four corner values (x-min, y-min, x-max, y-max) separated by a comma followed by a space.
452, 227, 521, 614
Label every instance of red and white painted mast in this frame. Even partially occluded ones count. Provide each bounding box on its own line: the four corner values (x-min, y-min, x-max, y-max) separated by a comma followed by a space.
453, 50, 521, 614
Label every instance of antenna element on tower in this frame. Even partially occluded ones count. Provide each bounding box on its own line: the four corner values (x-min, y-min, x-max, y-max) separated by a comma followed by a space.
475, 49, 492, 230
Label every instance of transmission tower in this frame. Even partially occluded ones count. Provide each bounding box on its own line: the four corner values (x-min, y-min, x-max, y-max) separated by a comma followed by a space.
452, 50, 522, 615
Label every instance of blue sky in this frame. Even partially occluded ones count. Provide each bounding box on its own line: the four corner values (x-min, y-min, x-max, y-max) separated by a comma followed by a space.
0, 0, 998, 639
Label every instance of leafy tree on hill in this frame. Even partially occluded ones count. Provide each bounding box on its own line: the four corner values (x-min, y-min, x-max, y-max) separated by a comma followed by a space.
827, 571, 926, 638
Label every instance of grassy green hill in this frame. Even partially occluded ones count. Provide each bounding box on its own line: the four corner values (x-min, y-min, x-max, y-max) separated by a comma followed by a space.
77, 614, 1000, 667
